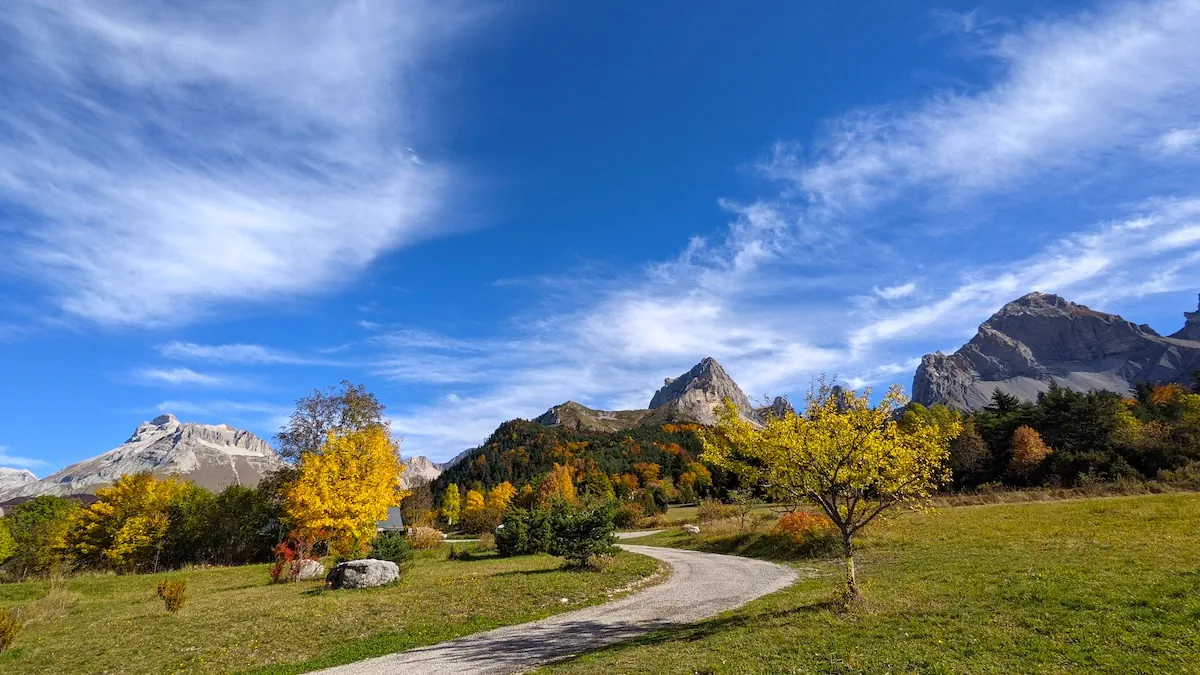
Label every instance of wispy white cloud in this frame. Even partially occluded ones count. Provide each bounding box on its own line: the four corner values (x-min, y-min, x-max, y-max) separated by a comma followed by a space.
135, 367, 241, 388
0, 447, 48, 470
1157, 127, 1200, 154
158, 341, 345, 366
874, 282, 918, 300
0, 1, 488, 326
764, 0, 1200, 214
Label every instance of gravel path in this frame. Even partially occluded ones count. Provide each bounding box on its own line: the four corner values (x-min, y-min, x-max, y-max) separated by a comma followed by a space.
312, 544, 797, 675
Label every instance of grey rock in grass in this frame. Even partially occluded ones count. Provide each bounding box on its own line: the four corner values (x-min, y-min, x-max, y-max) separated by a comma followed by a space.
294, 559, 326, 581
326, 559, 400, 590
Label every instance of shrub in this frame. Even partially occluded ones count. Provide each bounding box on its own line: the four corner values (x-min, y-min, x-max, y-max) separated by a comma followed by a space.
696, 498, 736, 523
369, 531, 414, 566
495, 508, 553, 557
476, 532, 496, 551
0, 608, 21, 653
407, 526, 445, 550
775, 511, 840, 557
459, 506, 503, 535
156, 579, 187, 614
549, 503, 617, 569
267, 535, 316, 583
613, 502, 645, 529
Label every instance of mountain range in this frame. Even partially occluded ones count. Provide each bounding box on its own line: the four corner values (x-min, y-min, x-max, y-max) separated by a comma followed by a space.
5, 291, 1197, 498
913, 292, 1200, 410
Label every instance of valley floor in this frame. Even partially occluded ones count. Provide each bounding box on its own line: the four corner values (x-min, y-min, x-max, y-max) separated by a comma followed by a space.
0, 549, 660, 674
545, 492, 1200, 674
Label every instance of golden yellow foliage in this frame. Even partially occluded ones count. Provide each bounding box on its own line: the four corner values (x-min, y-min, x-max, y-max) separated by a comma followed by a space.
487, 481, 517, 510
536, 463, 577, 506
284, 426, 407, 557
701, 382, 958, 599
464, 489, 486, 513
70, 472, 189, 572
441, 484, 461, 525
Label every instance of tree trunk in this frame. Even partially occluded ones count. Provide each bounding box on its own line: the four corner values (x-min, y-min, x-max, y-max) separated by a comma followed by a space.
842, 533, 858, 601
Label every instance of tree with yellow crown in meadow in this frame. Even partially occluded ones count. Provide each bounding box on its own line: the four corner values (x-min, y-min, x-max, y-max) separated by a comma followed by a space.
701, 380, 959, 601
284, 425, 408, 558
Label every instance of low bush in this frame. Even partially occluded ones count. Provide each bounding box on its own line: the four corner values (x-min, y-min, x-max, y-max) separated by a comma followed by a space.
495, 508, 553, 557
407, 526, 445, 550
775, 511, 840, 555
369, 531, 414, 566
0, 607, 21, 653
549, 503, 617, 569
613, 502, 645, 529
459, 506, 504, 535
476, 532, 496, 551
696, 498, 737, 523
155, 579, 187, 614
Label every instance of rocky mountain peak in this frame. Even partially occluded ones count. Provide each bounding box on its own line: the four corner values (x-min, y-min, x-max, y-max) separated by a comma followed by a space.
648, 357, 755, 424
0, 467, 37, 493
1172, 294, 1200, 340
914, 291, 1200, 410
0, 415, 283, 501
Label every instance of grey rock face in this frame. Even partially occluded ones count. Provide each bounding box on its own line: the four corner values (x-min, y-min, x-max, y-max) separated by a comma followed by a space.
0, 467, 37, 493
401, 456, 442, 488
326, 559, 400, 590
913, 292, 1200, 410
757, 396, 795, 420
0, 414, 283, 500
1172, 294, 1200, 341
648, 357, 756, 425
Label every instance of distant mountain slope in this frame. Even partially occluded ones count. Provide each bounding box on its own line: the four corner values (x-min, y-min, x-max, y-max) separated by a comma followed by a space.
401, 455, 442, 487
533, 357, 761, 434
913, 292, 1200, 410
0, 468, 36, 493
0, 414, 284, 500
436, 357, 764, 491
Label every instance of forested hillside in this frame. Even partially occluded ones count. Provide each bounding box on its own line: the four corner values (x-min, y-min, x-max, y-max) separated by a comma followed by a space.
432, 419, 734, 497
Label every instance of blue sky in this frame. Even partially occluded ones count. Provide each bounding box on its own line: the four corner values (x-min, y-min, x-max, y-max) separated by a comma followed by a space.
3, 0, 1200, 471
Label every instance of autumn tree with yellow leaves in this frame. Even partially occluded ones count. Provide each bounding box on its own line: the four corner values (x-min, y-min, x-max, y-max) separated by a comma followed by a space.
487, 481, 517, 510
536, 464, 577, 506
464, 489, 486, 513
284, 426, 407, 557
70, 472, 189, 573
702, 381, 959, 601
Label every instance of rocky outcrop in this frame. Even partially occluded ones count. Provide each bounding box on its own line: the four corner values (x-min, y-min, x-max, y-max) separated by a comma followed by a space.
0, 414, 284, 500
402, 455, 442, 488
1172, 294, 1200, 341
0, 468, 36, 493
913, 292, 1200, 410
533, 357, 762, 433
326, 559, 399, 589
757, 396, 795, 420
648, 357, 756, 425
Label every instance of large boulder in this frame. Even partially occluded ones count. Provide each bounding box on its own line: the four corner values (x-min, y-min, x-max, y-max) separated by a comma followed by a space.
294, 559, 325, 581
325, 559, 400, 590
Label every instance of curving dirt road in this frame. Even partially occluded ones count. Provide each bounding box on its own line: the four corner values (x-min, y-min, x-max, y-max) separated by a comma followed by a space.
313, 544, 796, 675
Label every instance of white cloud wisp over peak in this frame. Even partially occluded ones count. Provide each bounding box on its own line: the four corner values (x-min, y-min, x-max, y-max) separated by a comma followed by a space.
0, 0, 484, 326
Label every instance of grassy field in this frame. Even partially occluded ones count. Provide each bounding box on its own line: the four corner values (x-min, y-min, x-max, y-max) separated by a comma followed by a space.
548, 492, 1200, 674
0, 548, 661, 675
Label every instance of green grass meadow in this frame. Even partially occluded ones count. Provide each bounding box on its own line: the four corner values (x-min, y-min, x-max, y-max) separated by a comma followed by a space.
548, 493, 1200, 674
0, 548, 661, 675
